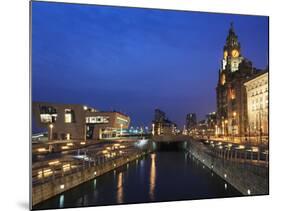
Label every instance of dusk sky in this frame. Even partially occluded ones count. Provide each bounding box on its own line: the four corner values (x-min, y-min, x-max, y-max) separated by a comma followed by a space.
32, 1, 268, 128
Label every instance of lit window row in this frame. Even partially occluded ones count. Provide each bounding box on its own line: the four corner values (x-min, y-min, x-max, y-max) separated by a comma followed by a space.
86, 116, 110, 124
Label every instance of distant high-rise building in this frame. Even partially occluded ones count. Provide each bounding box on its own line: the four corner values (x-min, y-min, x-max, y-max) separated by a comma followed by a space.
186, 113, 197, 129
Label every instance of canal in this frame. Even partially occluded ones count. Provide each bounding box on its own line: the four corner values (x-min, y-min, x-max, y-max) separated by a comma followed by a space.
34, 148, 242, 210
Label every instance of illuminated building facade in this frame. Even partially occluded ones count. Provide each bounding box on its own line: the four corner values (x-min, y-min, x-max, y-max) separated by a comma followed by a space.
206, 112, 217, 136
152, 109, 176, 135
186, 113, 197, 130
32, 102, 130, 141
244, 71, 269, 142
216, 23, 260, 138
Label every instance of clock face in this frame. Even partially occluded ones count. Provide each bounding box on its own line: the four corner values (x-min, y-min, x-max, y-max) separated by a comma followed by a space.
232, 49, 239, 58
223, 51, 228, 59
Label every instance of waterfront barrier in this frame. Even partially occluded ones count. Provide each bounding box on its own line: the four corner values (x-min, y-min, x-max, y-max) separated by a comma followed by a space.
32, 150, 148, 206
187, 140, 269, 195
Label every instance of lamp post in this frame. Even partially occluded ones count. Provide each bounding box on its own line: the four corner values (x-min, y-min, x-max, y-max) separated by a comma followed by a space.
232, 112, 236, 143
49, 124, 54, 141
120, 124, 123, 137
222, 120, 225, 139
152, 123, 155, 136
258, 108, 263, 146
247, 124, 250, 145
256, 105, 264, 146
225, 120, 228, 140
83, 105, 88, 142
84, 124, 87, 141
215, 125, 218, 137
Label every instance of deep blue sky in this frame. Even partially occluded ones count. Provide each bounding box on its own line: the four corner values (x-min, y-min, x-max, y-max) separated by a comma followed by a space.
32, 1, 268, 128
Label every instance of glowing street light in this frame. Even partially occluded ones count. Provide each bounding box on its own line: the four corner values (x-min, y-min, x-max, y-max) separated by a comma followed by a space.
232, 112, 237, 142
37, 148, 47, 153
152, 123, 155, 136
49, 124, 54, 140
224, 119, 228, 138
120, 124, 123, 136
215, 125, 218, 136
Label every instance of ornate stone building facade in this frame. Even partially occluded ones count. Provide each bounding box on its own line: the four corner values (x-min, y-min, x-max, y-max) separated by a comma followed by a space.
216, 23, 260, 138
244, 72, 269, 143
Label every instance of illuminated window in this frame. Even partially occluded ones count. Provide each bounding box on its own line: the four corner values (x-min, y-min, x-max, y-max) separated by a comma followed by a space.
86, 116, 109, 124
39, 106, 57, 123
40, 114, 52, 123
65, 109, 75, 123
65, 114, 71, 123
230, 89, 236, 100
221, 74, 226, 85
116, 117, 128, 125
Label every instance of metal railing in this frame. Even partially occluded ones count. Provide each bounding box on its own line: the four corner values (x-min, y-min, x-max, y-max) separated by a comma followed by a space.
32, 143, 145, 186
191, 139, 269, 168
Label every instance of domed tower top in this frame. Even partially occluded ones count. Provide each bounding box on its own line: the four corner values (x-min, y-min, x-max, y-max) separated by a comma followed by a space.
224, 22, 241, 52
221, 22, 243, 73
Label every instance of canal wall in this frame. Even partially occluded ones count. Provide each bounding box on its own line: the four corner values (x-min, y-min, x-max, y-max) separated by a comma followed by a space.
188, 140, 269, 196
32, 151, 147, 206
152, 135, 188, 142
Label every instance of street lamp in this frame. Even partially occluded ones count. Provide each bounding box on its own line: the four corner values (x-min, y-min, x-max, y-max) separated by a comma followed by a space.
152, 123, 155, 136
120, 124, 123, 136
215, 125, 218, 137
255, 105, 264, 146
49, 124, 54, 141
224, 120, 228, 139
222, 121, 225, 137
258, 109, 263, 145
232, 112, 236, 142
84, 124, 87, 141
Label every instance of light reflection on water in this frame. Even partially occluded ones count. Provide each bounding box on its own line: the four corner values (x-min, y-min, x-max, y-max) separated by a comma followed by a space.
59, 195, 64, 208
34, 151, 242, 210
117, 172, 123, 203
149, 153, 156, 200
93, 179, 96, 189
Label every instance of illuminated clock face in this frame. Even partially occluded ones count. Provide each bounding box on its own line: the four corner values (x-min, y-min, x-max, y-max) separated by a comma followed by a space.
232, 49, 239, 58
223, 51, 228, 59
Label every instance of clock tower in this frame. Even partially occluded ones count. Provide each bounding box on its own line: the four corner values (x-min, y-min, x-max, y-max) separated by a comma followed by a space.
221, 23, 243, 72
216, 23, 257, 139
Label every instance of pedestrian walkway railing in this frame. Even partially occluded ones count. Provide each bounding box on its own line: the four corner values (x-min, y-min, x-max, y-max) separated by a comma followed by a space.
192, 139, 269, 168
32, 144, 145, 186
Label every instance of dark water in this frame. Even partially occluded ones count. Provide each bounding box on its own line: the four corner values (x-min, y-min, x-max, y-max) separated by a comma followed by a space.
34, 151, 242, 210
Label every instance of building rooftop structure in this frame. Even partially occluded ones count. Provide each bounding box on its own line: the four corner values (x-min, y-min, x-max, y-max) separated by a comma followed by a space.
32, 102, 130, 142
152, 109, 177, 136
